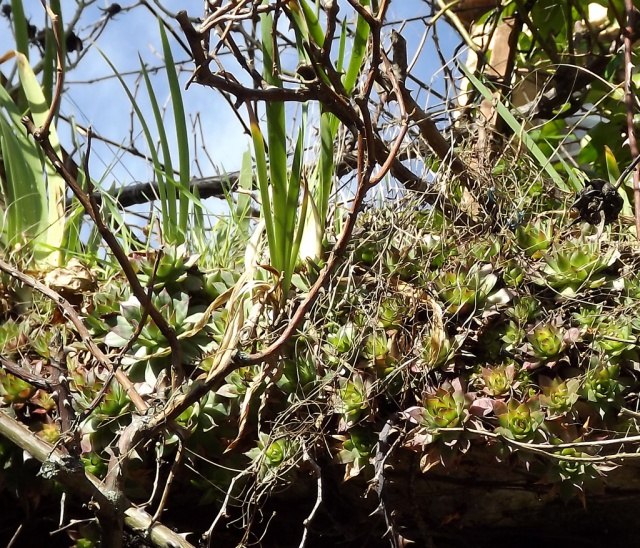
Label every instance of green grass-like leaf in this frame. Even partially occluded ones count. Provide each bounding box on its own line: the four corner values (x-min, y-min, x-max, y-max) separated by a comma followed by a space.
0, 51, 65, 264
315, 111, 339, 224
159, 20, 193, 239
16, 52, 66, 265
10, 0, 30, 61
0, 116, 44, 249
140, 60, 176, 240
298, 0, 325, 46
261, 7, 289, 275
343, 0, 370, 94
236, 148, 253, 234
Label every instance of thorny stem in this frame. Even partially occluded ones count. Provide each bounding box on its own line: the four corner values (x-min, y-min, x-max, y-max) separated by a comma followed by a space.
0, 356, 54, 392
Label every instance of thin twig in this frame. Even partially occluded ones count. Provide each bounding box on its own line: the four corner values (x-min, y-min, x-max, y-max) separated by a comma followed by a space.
299, 445, 323, 548
0, 356, 54, 391
150, 438, 184, 525
203, 469, 251, 547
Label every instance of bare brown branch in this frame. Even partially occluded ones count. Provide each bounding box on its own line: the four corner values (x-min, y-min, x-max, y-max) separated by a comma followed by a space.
0, 411, 195, 548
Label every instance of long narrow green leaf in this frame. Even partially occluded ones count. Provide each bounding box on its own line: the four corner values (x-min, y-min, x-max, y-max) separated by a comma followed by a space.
284, 128, 305, 291
459, 64, 568, 192
294, 180, 311, 265
337, 19, 347, 73
0, 77, 42, 178
267, 101, 287, 273
604, 145, 621, 183
287, 1, 334, 228
62, 116, 85, 255
287, 2, 333, 95
343, 0, 370, 94
139, 60, 175, 240
315, 111, 338, 223
10, 0, 29, 61
190, 186, 207, 253
0, 74, 46, 251
261, 8, 288, 272
41, 28, 55, 105
602, 146, 633, 215
554, 153, 584, 193
236, 148, 253, 234
159, 21, 192, 239
43, 0, 63, 104
16, 52, 65, 264
298, 0, 324, 46
0, 116, 43, 247
0, 85, 45, 241
250, 117, 276, 265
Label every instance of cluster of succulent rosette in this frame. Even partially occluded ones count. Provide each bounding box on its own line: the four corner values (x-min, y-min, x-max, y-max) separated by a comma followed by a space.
0, 197, 639, 522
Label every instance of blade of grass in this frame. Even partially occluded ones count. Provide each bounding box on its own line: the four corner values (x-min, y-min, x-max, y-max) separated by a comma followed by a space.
296, 100, 322, 265
235, 148, 253, 234
603, 145, 633, 215
43, 0, 63, 104
248, 109, 276, 266
41, 27, 55, 105
315, 111, 339, 224
261, 8, 288, 273
159, 20, 192, 239
289, 2, 336, 228
140, 59, 176, 240
298, 0, 325, 46
61, 116, 85, 256
190, 186, 207, 252
337, 19, 347, 72
310, 19, 348, 228
343, 0, 370, 94
10, 0, 29, 61
554, 153, 585, 192
604, 145, 621, 183
284, 127, 305, 292
0, 85, 45, 249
